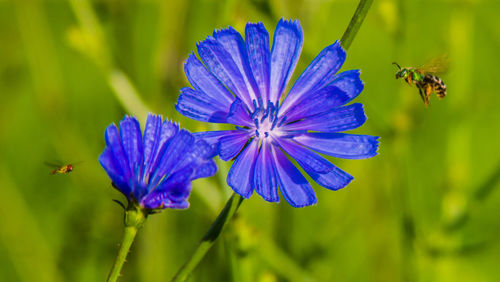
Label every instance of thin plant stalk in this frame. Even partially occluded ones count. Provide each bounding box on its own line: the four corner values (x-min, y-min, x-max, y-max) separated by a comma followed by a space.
172, 193, 244, 282
107, 207, 147, 282
340, 0, 374, 50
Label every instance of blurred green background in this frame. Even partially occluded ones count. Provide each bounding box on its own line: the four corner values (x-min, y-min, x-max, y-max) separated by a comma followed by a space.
1, 0, 499, 281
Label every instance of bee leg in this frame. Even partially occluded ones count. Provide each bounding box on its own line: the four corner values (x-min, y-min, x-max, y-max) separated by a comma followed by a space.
424, 84, 434, 105
417, 85, 426, 104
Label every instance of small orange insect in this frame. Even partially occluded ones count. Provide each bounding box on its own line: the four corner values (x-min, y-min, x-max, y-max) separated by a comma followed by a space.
51, 164, 74, 174
45, 162, 81, 174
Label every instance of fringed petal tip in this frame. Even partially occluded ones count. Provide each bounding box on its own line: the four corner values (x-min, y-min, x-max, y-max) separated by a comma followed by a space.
277, 18, 303, 37
213, 26, 239, 38
311, 169, 354, 191
183, 53, 200, 74
326, 40, 347, 69
335, 40, 347, 56
196, 35, 215, 47
328, 69, 365, 106
245, 21, 267, 31
195, 36, 224, 60
368, 136, 381, 158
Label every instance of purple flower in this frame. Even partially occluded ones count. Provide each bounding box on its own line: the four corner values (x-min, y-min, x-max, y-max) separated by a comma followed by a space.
99, 114, 217, 211
176, 19, 379, 207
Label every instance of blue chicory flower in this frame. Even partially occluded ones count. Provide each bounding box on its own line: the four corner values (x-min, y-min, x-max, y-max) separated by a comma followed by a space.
176, 19, 379, 207
99, 114, 217, 211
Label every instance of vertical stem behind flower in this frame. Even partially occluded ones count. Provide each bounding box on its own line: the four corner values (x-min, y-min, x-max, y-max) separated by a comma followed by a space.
172, 193, 244, 282
340, 0, 374, 50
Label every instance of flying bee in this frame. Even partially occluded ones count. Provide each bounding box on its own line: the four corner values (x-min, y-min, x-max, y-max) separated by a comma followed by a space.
393, 56, 448, 106
45, 161, 82, 175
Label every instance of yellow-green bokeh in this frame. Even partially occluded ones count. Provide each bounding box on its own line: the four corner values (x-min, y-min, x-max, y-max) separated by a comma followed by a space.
0, 0, 499, 281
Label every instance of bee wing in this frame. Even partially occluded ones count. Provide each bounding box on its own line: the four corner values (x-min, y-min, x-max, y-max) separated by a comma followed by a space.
419, 55, 449, 74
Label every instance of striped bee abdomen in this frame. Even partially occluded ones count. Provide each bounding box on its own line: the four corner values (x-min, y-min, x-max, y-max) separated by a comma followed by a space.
423, 74, 447, 98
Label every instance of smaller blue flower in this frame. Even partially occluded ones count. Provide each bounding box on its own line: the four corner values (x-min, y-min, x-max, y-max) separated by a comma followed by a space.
99, 114, 217, 211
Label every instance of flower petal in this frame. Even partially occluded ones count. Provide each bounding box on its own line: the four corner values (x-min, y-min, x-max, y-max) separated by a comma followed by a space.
254, 142, 279, 202
142, 181, 192, 210
281, 85, 352, 122
193, 130, 234, 146
219, 130, 252, 161
192, 159, 218, 180
143, 193, 190, 209
280, 41, 346, 114
329, 69, 364, 103
277, 137, 333, 174
283, 103, 366, 132
142, 114, 162, 179
184, 53, 235, 107
176, 87, 230, 123
99, 147, 130, 195
227, 139, 259, 198
276, 137, 353, 190
197, 37, 254, 110
269, 19, 303, 105
119, 116, 143, 175
149, 130, 194, 187
143, 139, 215, 209
194, 138, 218, 159
226, 99, 253, 126
104, 123, 131, 181
158, 119, 180, 146
170, 139, 217, 177
160, 165, 194, 190
245, 23, 270, 105
270, 145, 316, 207
145, 120, 179, 182
213, 27, 259, 110
292, 133, 379, 159
306, 168, 353, 191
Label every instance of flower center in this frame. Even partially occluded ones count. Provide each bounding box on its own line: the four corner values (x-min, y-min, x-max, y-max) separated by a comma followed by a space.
251, 101, 282, 139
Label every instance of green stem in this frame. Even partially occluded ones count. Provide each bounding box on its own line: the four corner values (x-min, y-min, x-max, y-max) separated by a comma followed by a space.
340, 0, 374, 50
172, 193, 244, 282
107, 208, 147, 282
107, 226, 138, 282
